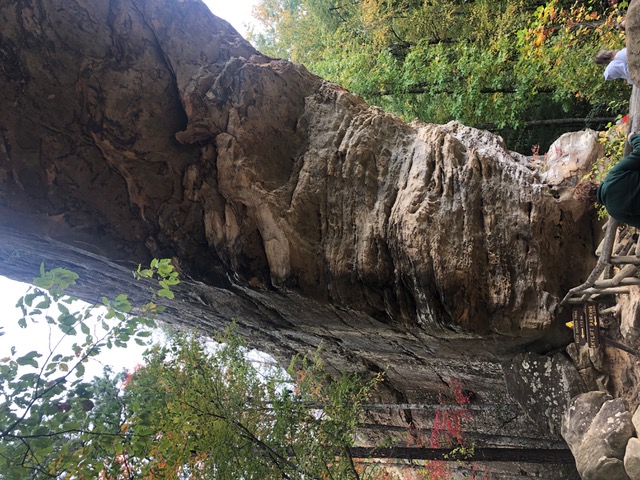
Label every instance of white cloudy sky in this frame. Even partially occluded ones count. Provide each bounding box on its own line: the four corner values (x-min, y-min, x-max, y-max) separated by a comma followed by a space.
203, 0, 259, 36
0, 0, 261, 378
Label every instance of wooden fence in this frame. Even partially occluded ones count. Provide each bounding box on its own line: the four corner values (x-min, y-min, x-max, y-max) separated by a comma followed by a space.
560, 86, 640, 308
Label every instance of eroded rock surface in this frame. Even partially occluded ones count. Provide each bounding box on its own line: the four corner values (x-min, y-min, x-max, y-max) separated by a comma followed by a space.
0, 1, 599, 474
0, 0, 594, 335
504, 352, 586, 434
540, 129, 603, 187
563, 392, 634, 480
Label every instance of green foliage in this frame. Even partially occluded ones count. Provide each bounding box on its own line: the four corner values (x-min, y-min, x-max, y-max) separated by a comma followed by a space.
135, 257, 180, 302
250, 0, 630, 152
0, 260, 178, 479
1, 262, 381, 479
584, 120, 627, 220
114, 329, 381, 479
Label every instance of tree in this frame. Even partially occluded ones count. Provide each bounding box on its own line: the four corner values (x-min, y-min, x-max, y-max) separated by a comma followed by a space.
250, 0, 630, 152
113, 330, 381, 479
0, 260, 177, 479
0, 263, 381, 479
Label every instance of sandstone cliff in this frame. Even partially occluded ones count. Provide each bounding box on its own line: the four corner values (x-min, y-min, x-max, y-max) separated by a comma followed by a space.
0, 1, 599, 475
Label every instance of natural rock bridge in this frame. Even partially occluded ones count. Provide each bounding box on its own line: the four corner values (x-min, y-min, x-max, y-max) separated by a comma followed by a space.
3, 0, 637, 477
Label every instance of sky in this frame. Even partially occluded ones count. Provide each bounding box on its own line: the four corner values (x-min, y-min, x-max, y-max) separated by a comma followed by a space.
0, 0, 261, 380
203, 0, 259, 37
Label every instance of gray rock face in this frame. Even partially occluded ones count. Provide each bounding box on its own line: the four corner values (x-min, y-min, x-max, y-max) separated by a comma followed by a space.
563, 392, 634, 480
504, 352, 586, 434
0, 0, 595, 337
565, 342, 604, 391
633, 405, 640, 433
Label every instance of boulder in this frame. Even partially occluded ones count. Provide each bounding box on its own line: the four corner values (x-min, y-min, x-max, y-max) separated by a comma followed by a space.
625, 437, 640, 480
563, 392, 634, 480
504, 352, 586, 434
540, 129, 603, 187
562, 391, 609, 448
565, 342, 604, 391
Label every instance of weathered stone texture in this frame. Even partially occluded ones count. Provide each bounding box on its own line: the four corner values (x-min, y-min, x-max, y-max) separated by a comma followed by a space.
504, 352, 586, 435
0, 0, 595, 335
563, 392, 634, 480
0, 1, 601, 475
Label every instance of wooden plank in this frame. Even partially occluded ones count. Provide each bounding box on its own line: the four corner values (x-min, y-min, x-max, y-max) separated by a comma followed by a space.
609, 256, 640, 265
593, 276, 640, 288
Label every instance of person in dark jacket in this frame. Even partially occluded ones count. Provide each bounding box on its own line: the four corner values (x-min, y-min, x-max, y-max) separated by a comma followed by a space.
575, 133, 640, 228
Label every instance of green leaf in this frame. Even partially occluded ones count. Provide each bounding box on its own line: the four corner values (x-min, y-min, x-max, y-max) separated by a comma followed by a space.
157, 289, 174, 299
18, 317, 26, 329
19, 372, 39, 383
59, 324, 77, 335
80, 322, 90, 335
35, 297, 51, 309
16, 351, 41, 368
24, 292, 38, 307
64, 421, 82, 430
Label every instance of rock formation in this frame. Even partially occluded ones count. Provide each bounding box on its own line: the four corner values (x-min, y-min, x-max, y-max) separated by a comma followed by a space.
504, 352, 587, 435
563, 392, 635, 480
0, 0, 603, 476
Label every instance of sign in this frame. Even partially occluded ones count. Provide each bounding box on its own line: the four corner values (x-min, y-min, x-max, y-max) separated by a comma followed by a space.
570, 305, 601, 348
571, 307, 587, 346
585, 304, 601, 348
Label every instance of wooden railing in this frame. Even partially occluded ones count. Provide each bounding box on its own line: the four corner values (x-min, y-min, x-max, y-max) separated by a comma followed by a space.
560, 218, 640, 306
560, 86, 640, 308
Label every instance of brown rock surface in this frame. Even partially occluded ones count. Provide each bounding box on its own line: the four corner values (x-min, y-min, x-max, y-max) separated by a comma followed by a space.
628, 0, 640, 87
0, 1, 598, 474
